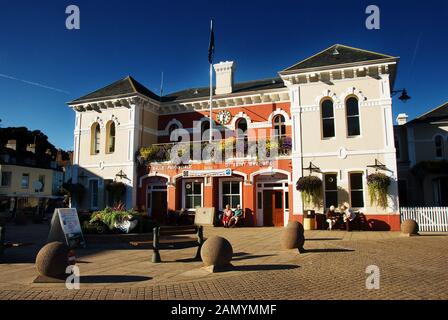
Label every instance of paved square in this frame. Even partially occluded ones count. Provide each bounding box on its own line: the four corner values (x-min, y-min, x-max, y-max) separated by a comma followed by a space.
1, 224, 447, 300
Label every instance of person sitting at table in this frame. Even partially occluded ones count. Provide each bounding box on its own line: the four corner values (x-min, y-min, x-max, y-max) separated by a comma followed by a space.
341, 202, 356, 231
326, 205, 338, 231
229, 204, 243, 227
222, 204, 233, 228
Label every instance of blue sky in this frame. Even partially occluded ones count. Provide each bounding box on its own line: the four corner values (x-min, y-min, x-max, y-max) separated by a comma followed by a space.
0, 0, 447, 150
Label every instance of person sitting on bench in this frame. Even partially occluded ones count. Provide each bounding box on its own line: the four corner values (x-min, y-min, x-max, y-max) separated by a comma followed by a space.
326, 205, 338, 230
341, 202, 356, 231
229, 204, 243, 227
222, 204, 233, 228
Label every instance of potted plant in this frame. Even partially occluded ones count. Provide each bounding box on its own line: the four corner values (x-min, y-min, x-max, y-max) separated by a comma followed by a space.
367, 172, 391, 209
296, 175, 323, 207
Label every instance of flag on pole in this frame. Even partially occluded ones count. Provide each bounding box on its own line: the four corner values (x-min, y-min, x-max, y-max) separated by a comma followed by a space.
208, 19, 215, 64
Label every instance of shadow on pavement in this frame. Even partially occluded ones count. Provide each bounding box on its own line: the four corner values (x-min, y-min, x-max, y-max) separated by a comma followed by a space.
232, 264, 300, 272
80, 275, 152, 283
303, 248, 354, 253
306, 238, 343, 241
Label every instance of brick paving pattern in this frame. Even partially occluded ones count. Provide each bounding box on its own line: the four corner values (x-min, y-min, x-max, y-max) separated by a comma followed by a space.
1, 224, 447, 300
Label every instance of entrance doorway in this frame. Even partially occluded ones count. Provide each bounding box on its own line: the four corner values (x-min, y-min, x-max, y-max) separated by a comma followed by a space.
149, 191, 167, 223
263, 190, 284, 227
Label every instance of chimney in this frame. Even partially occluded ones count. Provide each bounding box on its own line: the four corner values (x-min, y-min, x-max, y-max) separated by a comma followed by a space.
213, 61, 235, 95
396, 113, 408, 125
6, 140, 17, 151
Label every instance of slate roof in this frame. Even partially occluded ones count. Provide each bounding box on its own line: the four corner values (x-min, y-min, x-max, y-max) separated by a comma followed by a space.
163, 78, 285, 102
281, 44, 397, 73
408, 101, 448, 124
69, 76, 161, 104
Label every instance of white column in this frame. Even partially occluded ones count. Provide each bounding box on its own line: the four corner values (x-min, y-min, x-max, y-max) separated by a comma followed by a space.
289, 85, 304, 216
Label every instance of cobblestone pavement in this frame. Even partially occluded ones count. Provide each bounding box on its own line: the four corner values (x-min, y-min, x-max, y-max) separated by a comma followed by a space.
1, 223, 447, 300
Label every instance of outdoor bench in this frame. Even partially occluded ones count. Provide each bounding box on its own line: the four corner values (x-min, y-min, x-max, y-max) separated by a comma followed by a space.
130, 225, 204, 263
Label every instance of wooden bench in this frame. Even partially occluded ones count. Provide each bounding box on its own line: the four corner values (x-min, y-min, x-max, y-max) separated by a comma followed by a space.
150, 225, 204, 263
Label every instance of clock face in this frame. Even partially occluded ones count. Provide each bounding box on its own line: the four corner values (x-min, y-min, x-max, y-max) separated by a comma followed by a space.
216, 110, 232, 125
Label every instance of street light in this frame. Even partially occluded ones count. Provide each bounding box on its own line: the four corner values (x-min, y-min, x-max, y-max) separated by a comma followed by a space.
392, 89, 411, 103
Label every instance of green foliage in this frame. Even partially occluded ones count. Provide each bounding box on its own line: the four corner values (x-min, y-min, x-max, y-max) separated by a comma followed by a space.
367, 172, 391, 209
89, 207, 138, 230
296, 175, 323, 207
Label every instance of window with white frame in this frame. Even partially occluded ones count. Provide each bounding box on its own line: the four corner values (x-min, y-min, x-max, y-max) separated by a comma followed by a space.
349, 172, 364, 208
324, 173, 338, 209
435, 135, 443, 158
346, 97, 360, 136
221, 180, 242, 209
21, 173, 29, 189
184, 180, 202, 209
321, 99, 335, 138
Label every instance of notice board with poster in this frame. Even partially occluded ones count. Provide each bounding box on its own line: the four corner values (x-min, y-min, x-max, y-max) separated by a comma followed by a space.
47, 208, 86, 248
194, 207, 215, 226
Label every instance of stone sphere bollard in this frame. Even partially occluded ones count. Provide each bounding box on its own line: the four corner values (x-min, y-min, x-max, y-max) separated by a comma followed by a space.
281, 221, 306, 252
401, 219, 419, 236
35, 242, 69, 279
200, 236, 233, 271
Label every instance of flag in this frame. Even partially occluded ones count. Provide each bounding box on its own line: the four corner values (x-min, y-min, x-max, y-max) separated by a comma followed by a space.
208, 19, 215, 64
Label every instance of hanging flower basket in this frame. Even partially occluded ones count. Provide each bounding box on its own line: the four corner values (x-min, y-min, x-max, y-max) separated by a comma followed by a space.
296, 175, 323, 207
367, 172, 391, 209
106, 181, 126, 204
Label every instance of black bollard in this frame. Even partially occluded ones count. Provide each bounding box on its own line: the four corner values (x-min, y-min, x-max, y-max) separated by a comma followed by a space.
151, 226, 161, 263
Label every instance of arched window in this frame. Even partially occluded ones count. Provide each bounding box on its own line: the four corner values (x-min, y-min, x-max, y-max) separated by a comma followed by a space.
435, 135, 443, 158
201, 121, 210, 141
106, 121, 116, 153
321, 99, 335, 138
236, 118, 248, 157
91, 123, 100, 155
273, 115, 286, 138
236, 118, 247, 138
168, 124, 180, 142
346, 97, 360, 136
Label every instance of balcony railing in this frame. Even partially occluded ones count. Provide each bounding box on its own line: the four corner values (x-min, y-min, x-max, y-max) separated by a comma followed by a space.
138, 136, 292, 164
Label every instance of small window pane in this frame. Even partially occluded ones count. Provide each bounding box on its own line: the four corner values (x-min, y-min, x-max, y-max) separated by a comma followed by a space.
347, 117, 360, 136
274, 192, 282, 209
325, 174, 337, 190
325, 192, 338, 209
346, 98, 359, 116
323, 119, 335, 138
257, 192, 262, 209
351, 191, 364, 208
231, 196, 240, 208
231, 182, 240, 194
223, 182, 230, 194
322, 100, 334, 118
285, 192, 289, 210
350, 173, 363, 190
193, 196, 201, 208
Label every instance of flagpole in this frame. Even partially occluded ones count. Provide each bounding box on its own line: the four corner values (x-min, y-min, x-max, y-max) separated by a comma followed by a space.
209, 19, 214, 144
209, 63, 213, 143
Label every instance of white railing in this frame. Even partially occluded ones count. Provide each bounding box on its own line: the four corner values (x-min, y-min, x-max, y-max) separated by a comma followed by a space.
400, 207, 448, 232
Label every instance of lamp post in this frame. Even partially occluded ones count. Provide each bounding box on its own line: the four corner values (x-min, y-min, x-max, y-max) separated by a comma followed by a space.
391, 89, 411, 103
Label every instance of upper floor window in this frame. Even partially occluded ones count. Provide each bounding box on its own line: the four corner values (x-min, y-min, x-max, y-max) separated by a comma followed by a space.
346, 97, 360, 136
106, 121, 116, 154
21, 173, 29, 189
273, 115, 286, 138
321, 99, 335, 138
435, 135, 443, 158
91, 123, 100, 155
1, 171, 12, 187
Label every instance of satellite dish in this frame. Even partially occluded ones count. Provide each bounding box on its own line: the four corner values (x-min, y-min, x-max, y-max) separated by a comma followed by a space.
32, 181, 43, 192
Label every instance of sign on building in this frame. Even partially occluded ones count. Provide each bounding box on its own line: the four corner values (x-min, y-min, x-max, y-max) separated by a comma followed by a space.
183, 169, 232, 178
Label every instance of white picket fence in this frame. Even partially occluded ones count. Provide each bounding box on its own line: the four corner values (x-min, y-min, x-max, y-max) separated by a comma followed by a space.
400, 207, 448, 232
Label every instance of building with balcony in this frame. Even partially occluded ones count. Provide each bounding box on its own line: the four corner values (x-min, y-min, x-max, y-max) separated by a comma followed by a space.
68, 44, 400, 230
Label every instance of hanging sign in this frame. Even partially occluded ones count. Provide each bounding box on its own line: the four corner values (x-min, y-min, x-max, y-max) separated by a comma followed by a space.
183, 169, 232, 178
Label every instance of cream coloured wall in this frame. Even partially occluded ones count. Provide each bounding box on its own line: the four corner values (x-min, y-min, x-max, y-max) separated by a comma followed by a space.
0, 164, 56, 197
